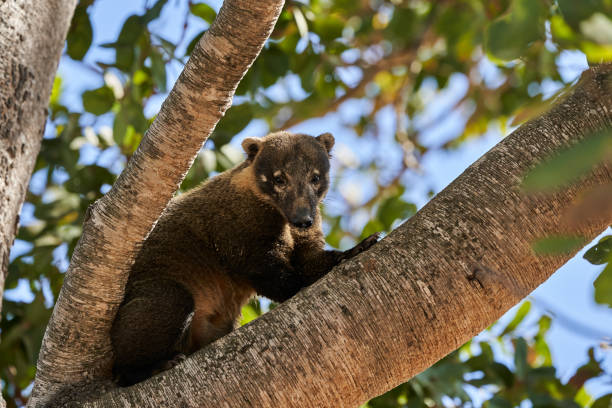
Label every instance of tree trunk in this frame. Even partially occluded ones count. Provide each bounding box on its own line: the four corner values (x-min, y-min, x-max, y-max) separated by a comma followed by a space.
28, 1, 285, 406
78, 65, 611, 407
1, 3, 76, 407
0, 0, 77, 313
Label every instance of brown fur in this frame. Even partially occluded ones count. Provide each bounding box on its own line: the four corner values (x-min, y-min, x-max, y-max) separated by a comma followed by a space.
111, 131, 379, 385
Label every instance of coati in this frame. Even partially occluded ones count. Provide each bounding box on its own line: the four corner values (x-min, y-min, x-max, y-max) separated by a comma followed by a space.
111, 131, 379, 385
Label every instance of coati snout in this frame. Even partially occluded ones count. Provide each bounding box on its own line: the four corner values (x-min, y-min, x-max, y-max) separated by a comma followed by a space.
242, 132, 335, 229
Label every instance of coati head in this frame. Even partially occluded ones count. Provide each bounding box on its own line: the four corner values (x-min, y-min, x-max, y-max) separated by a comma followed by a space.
241, 131, 335, 229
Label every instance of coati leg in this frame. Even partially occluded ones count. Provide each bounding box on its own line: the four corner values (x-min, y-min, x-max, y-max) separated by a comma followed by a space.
291, 232, 381, 283
242, 257, 308, 303
188, 310, 236, 351
246, 233, 380, 303
111, 278, 194, 386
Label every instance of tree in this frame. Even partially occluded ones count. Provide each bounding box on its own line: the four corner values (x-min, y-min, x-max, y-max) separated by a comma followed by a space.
0, 0, 77, 314
55, 66, 612, 407
28, 0, 285, 404
2, 0, 612, 407
0, 1, 77, 403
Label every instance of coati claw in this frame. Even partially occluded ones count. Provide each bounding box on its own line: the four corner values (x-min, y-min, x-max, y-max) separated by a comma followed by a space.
342, 232, 380, 260
159, 353, 187, 371
358, 232, 380, 251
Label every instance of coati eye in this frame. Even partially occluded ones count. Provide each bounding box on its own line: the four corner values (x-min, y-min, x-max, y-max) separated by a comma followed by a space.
311, 174, 320, 184
273, 175, 285, 185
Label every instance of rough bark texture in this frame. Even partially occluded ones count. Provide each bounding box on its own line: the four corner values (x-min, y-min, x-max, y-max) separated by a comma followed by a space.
28, 0, 285, 406
79, 65, 612, 407
0, 0, 77, 313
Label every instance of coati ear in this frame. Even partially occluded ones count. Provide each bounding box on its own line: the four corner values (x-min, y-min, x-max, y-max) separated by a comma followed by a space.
241, 137, 262, 162
315, 132, 335, 155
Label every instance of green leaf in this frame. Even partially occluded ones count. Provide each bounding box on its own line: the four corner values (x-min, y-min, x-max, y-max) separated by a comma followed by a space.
66, 5, 93, 60
485, 0, 546, 61
190, 3, 217, 24
500, 301, 531, 336
295, 55, 319, 93
557, 0, 605, 30
142, 0, 168, 23
312, 14, 345, 42
537, 315, 552, 336
118, 15, 145, 44
211, 104, 253, 146
514, 337, 528, 379
465, 353, 490, 371
592, 394, 612, 408
113, 100, 147, 147
262, 46, 290, 80
533, 319, 553, 367
49, 76, 62, 107
522, 130, 612, 192
361, 219, 384, 240
480, 342, 494, 361
385, 7, 419, 46
239, 300, 262, 326
584, 235, 612, 265
550, 14, 576, 43
485, 396, 513, 408
113, 108, 127, 146
377, 191, 416, 231
594, 263, 612, 307
150, 48, 167, 92
123, 126, 142, 154
532, 235, 586, 255
239, 305, 259, 326
153, 34, 178, 56
65, 165, 116, 195
581, 42, 612, 64
186, 30, 205, 55
111, 15, 145, 71
527, 366, 556, 382
82, 86, 115, 115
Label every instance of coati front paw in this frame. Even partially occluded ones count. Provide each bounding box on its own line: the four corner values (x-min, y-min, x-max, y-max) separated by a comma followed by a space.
153, 353, 187, 375
341, 232, 380, 261
163, 353, 187, 369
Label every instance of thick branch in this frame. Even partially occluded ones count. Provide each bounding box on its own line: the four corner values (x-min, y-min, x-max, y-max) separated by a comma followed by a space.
0, 0, 76, 312
88, 65, 612, 407
28, 1, 285, 406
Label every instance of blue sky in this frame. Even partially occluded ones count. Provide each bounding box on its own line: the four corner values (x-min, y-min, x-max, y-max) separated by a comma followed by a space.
6, 0, 612, 400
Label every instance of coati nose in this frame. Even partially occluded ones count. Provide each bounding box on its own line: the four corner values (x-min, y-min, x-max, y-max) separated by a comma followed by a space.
291, 208, 313, 229
293, 216, 313, 228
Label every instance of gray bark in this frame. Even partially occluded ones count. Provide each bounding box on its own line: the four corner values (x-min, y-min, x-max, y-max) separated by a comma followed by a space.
1, 2, 76, 406
28, 0, 285, 406
0, 0, 77, 313
79, 65, 612, 407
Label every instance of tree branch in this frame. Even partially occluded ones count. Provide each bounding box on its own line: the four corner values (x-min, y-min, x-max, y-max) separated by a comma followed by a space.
85, 64, 612, 407
28, 1, 285, 406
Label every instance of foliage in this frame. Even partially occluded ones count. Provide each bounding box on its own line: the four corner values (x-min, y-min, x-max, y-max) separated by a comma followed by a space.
365, 307, 604, 408
2, 0, 612, 406
522, 130, 612, 308
586, 238, 612, 308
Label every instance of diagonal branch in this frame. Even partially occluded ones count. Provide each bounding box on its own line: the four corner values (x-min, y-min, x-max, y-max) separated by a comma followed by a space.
86, 65, 612, 407
28, 0, 285, 406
